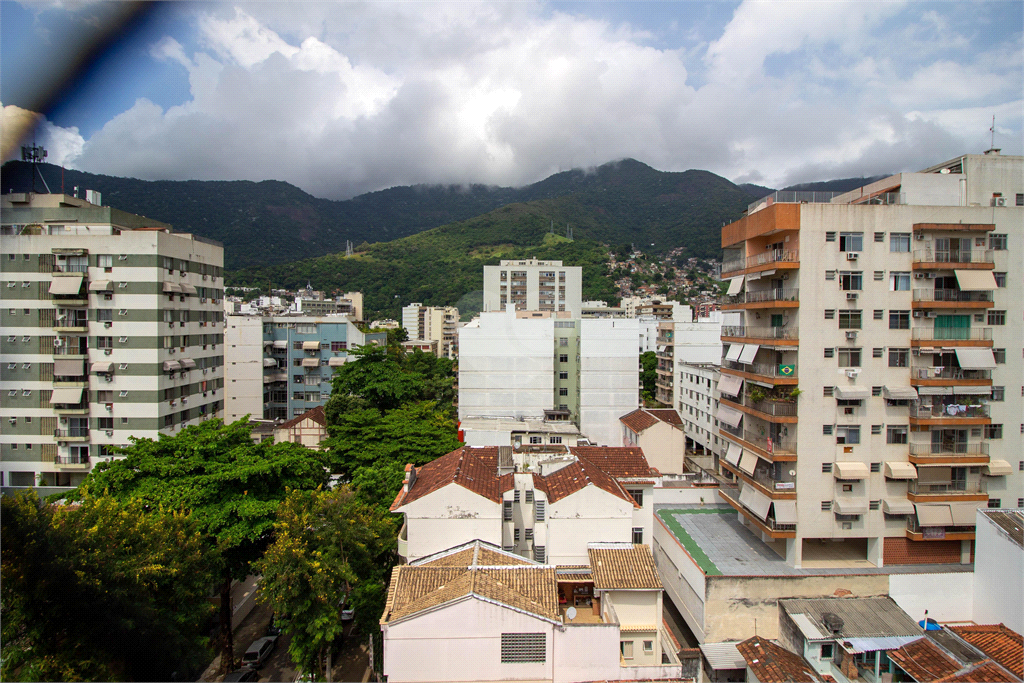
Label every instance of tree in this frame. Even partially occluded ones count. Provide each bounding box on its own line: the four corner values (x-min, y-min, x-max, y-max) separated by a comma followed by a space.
255, 487, 398, 679
327, 345, 425, 413
1, 491, 218, 682
639, 351, 658, 403
70, 419, 329, 674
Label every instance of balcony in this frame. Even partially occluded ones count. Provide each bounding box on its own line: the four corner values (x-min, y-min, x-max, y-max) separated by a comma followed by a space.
721, 360, 798, 384
719, 423, 797, 461
721, 249, 799, 277
910, 366, 991, 386
397, 523, 408, 560
908, 441, 989, 465
905, 516, 977, 541
52, 403, 90, 415
721, 325, 798, 345
718, 486, 796, 538
55, 454, 90, 468
719, 461, 797, 499
54, 428, 89, 441
907, 479, 987, 502
723, 287, 799, 310
913, 249, 994, 269
911, 403, 990, 426
721, 395, 798, 423
910, 327, 992, 346
912, 289, 993, 308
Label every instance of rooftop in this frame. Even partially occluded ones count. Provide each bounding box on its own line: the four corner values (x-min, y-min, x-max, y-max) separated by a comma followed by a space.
948, 625, 1023, 679
619, 408, 683, 434
780, 597, 923, 640
274, 405, 326, 430
588, 543, 662, 590
888, 637, 962, 681
979, 509, 1024, 548
736, 636, 822, 683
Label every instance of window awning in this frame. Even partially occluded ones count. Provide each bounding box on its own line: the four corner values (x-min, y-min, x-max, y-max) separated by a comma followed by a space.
724, 441, 742, 466
90, 361, 113, 374
272, 340, 289, 349
737, 344, 760, 365
834, 462, 869, 479
180, 283, 198, 295
916, 385, 954, 396
738, 450, 759, 475
916, 504, 953, 526
726, 276, 745, 296
953, 385, 991, 395
302, 341, 321, 351
982, 460, 1012, 476
328, 356, 348, 367
162, 281, 181, 293
178, 358, 197, 370
739, 485, 771, 521
917, 466, 951, 484
883, 498, 916, 515
883, 386, 918, 400
725, 344, 742, 362
263, 358, 278, 367
773, 500, 797, 524
53, 359, 84, 376
301, 358, 320, 367
49, 386, 83, 404
718, 405, 744, 429
718, 374, 743, 398
700, 642, 746, 671
954, 348, 996, 370
49, 276, 83, 295
954, 269, 998, 291
949, 501, 984, 526
88, 280, 112, 291
835, 385, 871, 400
884, 462, 918, 479
163, 360, 181, 372
834, 499, 868, 515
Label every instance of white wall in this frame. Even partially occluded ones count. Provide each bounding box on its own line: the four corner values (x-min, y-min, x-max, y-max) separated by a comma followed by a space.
547, 485, 634, 564
553, 623, 621, 683
225, 315, 264, 422
400, 484, 502, 561
972, 512, 1023, 632
888, 572, 974, 625
579, 319, 640, 446
638, 421, 686, 475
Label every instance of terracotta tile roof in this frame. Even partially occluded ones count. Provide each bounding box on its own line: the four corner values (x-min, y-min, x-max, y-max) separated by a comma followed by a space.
390, 446, 513, 510
620, 408, 660, 433
534, 455, 636, 507
587, 544, 662, 590
736, 636, 822, 683
647, 408, 683, 426
949, 625, 1023, 679
569, 446, 656, 478
275, 405, 326, 430
933, 661, 1019, 683
888, 637, 962, 681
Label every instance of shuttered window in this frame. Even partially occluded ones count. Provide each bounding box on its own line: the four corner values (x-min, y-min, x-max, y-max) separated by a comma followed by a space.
534, 499, 545, 522
501, 633, 546, 663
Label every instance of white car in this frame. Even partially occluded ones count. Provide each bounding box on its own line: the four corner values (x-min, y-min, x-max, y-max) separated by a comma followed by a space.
242, 635, 278, 669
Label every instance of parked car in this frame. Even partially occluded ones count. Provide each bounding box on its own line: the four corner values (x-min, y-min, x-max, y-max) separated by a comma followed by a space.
242, 635, 278, 669
223, 668, 259, 682
266, 612, 282, 636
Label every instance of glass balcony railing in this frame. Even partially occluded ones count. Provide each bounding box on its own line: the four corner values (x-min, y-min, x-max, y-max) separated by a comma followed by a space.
915, 404, 990, 419
911, 366, 991, 381
907, 479, 987, 495
722, 360, 798, 379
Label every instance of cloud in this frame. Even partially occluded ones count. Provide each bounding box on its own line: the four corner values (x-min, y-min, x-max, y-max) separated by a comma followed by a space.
2, 103, 85, 166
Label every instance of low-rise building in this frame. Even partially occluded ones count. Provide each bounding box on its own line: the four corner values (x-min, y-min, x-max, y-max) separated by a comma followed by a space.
272, 405, 327, 448
887, 624, 1023, 682
620, 408, 685, 474
459, 416, 582, 448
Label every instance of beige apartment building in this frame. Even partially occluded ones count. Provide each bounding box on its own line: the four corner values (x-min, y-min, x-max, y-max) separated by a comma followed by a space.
715, 151, 1022, 567
1, 193, 225, 493
401, 302, 458, 357
482, 259, 583, 317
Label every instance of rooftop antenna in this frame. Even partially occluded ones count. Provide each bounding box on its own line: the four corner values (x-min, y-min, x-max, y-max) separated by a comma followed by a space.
345, 240, 353, 257
990, 115, 995, 150
21, 141, 50, 194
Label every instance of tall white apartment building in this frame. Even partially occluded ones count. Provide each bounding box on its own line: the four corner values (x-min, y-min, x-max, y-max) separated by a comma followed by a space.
482, 259, 583, 317
654, 307, 722, 407
459, 309, 639, 446
401, 302, 459, 357
716, 150, 1022, 568
1, 193, 225, 493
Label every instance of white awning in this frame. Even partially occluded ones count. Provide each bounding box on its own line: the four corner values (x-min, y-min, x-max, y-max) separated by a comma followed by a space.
90, 361, 113, 374
718, 374, 743, 398
49, 386, 83, 404
883, 498, 916, 515
724, 441, 742, 466
982, 460, 1012, 476
162, 281, 181, 293
162, 360, 181, 372
88, 280, 112, 291
845, 636, 924, 654
178, 358, 197, 370
915, 504, 953, 527
954, 269, 998, 291
773, 500, 797, 524
180, 283, 198, 295
917, 466, 951, 484
263, 358, 277, 367
883, 386, 919, 400
950, 501, 985, 526
700, 642, 745, 671
834, 499, 868, 515
726, 276, 745, 296
834, 461, 870, 479
272, 340, 289, 349
835, 385, 871, 400
725, 344, 742, 362
884, 462, 918, 479
954, 348, 996, 370
718, 404, 744, 429
53, 359, 84, 376
738, 450, 758, 475
328, 356, 348, 367
953, 385, 992, 395
49, 277, 83, 295
737, 344, 760, 364
302, 341, 321, 351
739, 485, 771, 521
301, 358, 321, 367
916, 385, 954, 395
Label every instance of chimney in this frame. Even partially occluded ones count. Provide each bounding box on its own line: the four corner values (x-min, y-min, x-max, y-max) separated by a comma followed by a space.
403, 463, 417, 493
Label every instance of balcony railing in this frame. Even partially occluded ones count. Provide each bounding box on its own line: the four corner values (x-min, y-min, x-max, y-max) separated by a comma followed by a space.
747, 190, 842, 214
54, 428, 89, 438
907, 479, 987, 495
718, 487, 796, 531
725, 288, 799, 305
908, 442, 989, 456
745, 397, 798, 417
913, 289, 993, 303
911, 327, 992, 341
722, 360, 798, 379
721, 249, 799, 276
913, 249, 994, 265
722, 325, 798, 340
53, 264, 88, 273
911, 367, 991, 381
915, 404, 990, 419
906, 517, 976, 534
720, 423, 797, 456
55, 454, 90, 465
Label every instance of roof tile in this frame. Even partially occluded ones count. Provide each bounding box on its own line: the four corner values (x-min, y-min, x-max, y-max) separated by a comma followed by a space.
949, 625, 1023, 679
888, 637, 961, 681
619, 409, 660, 433
569, 446, 656, 478
588, 544, 662, 590
275, 405, 326, 430
736, 636, 822, 683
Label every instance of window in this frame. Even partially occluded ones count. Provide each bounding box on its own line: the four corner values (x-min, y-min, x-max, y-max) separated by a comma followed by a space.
887, 426, 908, 444
550, 436, 562, 444
870, 462, 881, 472
825, 232, 836, 242
558, 337, 568, 347
825, 270, 836, 281
987, 310, 1006, 325
984, 424, 1002, 439
824, 309, 835, 320
503, 501, 513, 521
529, 436, 542, 444
821, 501, 833, 511
872, 386, 882, 396
97, 336, 113, 349
989, 234, 1007, 250
524, 528, 533, 540
533, 546, 545, 562
501, 633, 546, 663
871, 425, 882, 435
632, 527, 644, 544
889, 272, 910, 291
839, 232, 863, 252
991, 387, 1004, 401
559, 387, 568, 396
889, 348, 909, 367
889, 310, 910, 329
836, 426, 860, 444
838, 348, 861, 367
821, 643, 834, 659
874, 270, 884, 281
535, 499, 546, 522
627, 489, 643, 506
330, 341, 347, 352
1017, 194, 1024, 206
873, 309, 884, 320
890, 233, 911, 252
97, 254, 113, 269
98, 417, 113, 429
621, 641, 634, 659
823, 425, 834, 436
839, 271, 863, 290
558, 371, 568, 380
874, 232, 885, 243
993, 272, 1007, 287
823, 386, 834, 397
824, 348, 835, 359
988, 499, 1001, 509
872, 348, 883, 358
993, 349, 1005, 364
293, 375, 303, 384
559, 354, 568, 363
839, 310, 862, 329
525, 490, 534, 503
822, 463, 833, 473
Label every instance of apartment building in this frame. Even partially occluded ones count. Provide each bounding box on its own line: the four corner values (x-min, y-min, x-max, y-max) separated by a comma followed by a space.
654, 307, 722, 407
676, 364, 721, 465
620, 408, 685, 474
482, 259, 583, 317
1, 193, 225, 492
293, 291, 362, 319
401, 302, 458, 357
716, 150, 1022, 568
224, 314, 385, 422
459, 309, 639, 446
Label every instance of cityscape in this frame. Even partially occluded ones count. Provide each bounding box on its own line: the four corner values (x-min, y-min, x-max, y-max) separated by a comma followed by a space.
1, 2, 1022, 683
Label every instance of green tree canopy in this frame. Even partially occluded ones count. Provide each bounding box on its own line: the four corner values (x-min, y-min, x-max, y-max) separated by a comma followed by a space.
640, 350, 658, 404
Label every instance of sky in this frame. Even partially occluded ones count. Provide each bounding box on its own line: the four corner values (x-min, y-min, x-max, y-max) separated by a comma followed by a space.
2, 0, 1021, 200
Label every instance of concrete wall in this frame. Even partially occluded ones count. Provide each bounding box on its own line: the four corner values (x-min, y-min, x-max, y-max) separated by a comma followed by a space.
552, 623, 621, 683
638, 421, 686, 475
547, 485, 634, 565
225, 316, 263, 422
400, 484, 502, 561
579, 318, 639, 446
889, 572, 974, 625
972, 512, 1023, 632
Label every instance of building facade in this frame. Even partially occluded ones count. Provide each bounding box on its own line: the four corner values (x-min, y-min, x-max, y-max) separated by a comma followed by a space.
401, 302, 458, 357
482, 259, 583, 317
1, 193, 225, 492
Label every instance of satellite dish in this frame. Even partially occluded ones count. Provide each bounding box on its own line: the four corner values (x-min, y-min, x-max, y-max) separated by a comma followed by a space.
789, 470, 796, 477
566, 607, 577, 620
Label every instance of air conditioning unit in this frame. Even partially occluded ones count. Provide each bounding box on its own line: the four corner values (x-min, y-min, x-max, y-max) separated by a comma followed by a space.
168, 322, 174, 328
925, 273, 936, 279
105, 430, 113, 437
846, 252, 858, 260
844, 407, 855, 415
925, 311, 937, 318
104, 348, 112, 356
169, 400, 177, 406
991, 197, 1006, 206
104, 374, 113, 382
913, 310, 924, 318
118, 254, 128, 260
846, 292, 858, 300
200, 298, 207, 303
106, 403, 113, 410
845, 330, 858, 339
119, 337, 128, 343
53, 338, 63, 347
119, 282, 128, 288
914, 273, 927, 279
181, 397, 188, 404
104, 321, 112, 328
203, 274, 208, 280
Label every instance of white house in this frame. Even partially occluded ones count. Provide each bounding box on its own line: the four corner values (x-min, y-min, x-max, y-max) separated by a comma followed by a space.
620, 408, 686, 474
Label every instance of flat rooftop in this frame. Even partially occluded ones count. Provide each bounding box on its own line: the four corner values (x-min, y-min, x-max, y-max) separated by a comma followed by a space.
656, 506, 972, 577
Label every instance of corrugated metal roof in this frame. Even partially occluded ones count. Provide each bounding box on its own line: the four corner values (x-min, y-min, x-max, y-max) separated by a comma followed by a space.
780, 597, 922, 638
699, 641, 745, 670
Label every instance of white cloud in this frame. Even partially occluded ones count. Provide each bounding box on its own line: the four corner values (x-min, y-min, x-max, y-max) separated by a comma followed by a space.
2, 103, 85, 166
